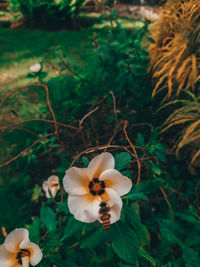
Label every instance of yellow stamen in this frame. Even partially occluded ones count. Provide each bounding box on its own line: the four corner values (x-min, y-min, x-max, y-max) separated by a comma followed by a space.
93, 183, 102, 191
101, 191, 109, 202
1, 227, 7, 237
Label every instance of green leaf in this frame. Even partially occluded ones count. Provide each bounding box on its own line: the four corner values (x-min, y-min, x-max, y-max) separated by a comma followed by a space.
114, 152, 132, 171
42, 229, 63, 254
110, 221, 139, 264
118, 263, 139, 267
26, 72, 36, 78
61, 216, 83, 241
182, 247, 200, 267
81, 227, 108, 248
55, 201, 69, 214
159, 220, 183, 247
124, 205, 150, 246
40, 206, 57, 232
151, 162, 162, 176
29, 217, 40, 243
39, 71, 48, 79
138, 247, 156, 266
123, 192, 148, 201
137, 133, 145, 146
82, 155, 89, 167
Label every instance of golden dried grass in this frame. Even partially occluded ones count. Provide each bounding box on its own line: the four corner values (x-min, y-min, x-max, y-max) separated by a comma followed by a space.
161, 92, 200, 164
148, 0, 200, 99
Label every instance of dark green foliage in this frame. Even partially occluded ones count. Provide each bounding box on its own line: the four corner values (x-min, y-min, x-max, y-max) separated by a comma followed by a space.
8, 0, 87, 26
80, 228, 108, 249
61, 217, 84, 241
29, 216, 41, 243
114, 152, 132, 171
1, 10, 200, 267
40, 205, 57, 232
110, 222, 139, 264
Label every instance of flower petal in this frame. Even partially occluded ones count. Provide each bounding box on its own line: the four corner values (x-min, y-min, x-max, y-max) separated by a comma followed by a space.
0, 244, 18, 267
20, 241, 43, 266
21, 256, 29, 267
109, 203, 122, 224
47, 175, 59, 185
88, 152, 115, 178
63, 167, 90, 196
49, 186, 59, 198
48, 175, 60, 198
68, 194, 101, 223
4, 228, 29, 253
99, 169, 132, 196
99, 188, 122, 224
42, 181, 51, 199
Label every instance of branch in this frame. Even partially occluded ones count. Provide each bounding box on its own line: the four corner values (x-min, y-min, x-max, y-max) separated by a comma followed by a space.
79, 106, 99, 127
0, 133, 54, 168
0, 118, 79, 131
123, 120, 141, 185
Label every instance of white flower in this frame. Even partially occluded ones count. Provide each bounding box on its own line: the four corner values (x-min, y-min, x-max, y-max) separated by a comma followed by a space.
42, 175, 60, 199
29, 63, 41, 73
63, 152, 132, 224
140, 7, 161, 22
0, 228, 43, 267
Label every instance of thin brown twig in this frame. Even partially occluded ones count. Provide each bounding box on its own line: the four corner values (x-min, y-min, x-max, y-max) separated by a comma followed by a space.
0, 133, 54, 168
123, 120, 141, 185
0, 118, 79, 131
131, 122, 154, 133
79, 106, 99, 127
36, 83, 58, 136
0, 83, 60, 136
70, 144, 138, 168
110, 91, 118, 128
159, 186, 174, 215
0, 84, 32, 107
132, 156, 154, 163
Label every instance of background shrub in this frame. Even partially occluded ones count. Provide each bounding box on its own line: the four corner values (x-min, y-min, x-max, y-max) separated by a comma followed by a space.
148, 0, 200, 99
8, 0, 88, 26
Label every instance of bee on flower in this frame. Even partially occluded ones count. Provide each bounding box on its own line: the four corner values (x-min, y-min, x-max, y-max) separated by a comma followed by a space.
63, 152, 132, 227
0, 228, 42, 267
42, 175, 60, 199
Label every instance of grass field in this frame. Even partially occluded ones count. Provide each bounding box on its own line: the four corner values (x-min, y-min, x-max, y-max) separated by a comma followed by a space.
0, 10, 143, 95
0, 27, 94, 93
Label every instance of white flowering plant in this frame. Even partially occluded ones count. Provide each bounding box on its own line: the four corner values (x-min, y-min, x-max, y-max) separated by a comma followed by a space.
27, 62, 48, 82
1, 10, 200, 267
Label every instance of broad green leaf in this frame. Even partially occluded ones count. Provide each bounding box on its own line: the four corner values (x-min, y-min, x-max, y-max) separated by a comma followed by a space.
61, 216, 83, 241
138, 247, 156, 266
82, 155, 89, 167
124, 205, 150, 246
110, 221, 139, 264
81, 227, 108, 248
29, 216, 40, 243
114, 152, 132, 171
136, 133, 145, 146
151, 162, 162, 176
42, 229, 63, 254
182, 247, 200, 267
40, 206, 57, 232
123, 192, 148, 201
118, 263, 139, 267
159, 220, 183, 247
56, 201, 69, 214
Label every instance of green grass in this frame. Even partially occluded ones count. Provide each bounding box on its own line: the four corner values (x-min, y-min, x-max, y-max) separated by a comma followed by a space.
0, 26, 95, 94
0, 11, 143, 94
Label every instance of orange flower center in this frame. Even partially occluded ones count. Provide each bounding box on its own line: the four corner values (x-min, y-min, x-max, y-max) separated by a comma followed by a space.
88, 178, 106, 196
50, 183, 59, 188
16, 249, 30, 265
93, 183, 101, 191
